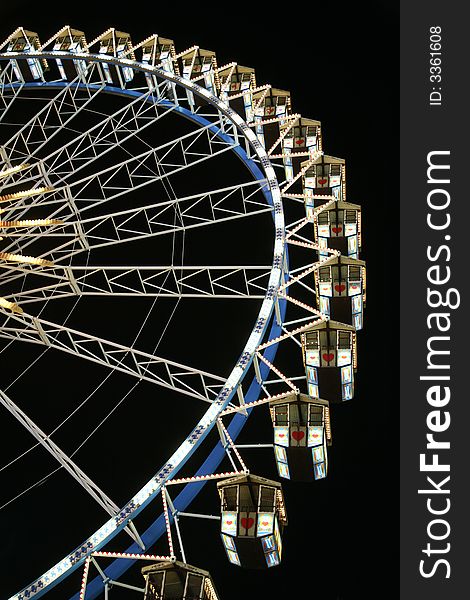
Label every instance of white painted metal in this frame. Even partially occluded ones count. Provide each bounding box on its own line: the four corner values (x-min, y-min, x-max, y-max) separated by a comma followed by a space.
1, 265, 272, 302
0, 388, 145, 549
0, 308, 225, 401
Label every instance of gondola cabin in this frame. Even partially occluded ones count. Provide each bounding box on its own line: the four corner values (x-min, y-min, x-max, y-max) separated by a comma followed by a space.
6, 29, 46, 81
52, 28, 87, 81
218, 65, 256, 121
315, 257, 366, 329
179, 48, 217, 101
179, 48, 217, 110
140, 35, 176, 98
270, 393, 332, 481
97, 30, 135, 87
282, 117, 322, 182
142, 561, 220, 600
313, 199, 362, 258
301, 319, 357, 403
217, 474, 287, 569
140, 36, 176, 91
302, 154, 345, 204
252, 88, 291, 148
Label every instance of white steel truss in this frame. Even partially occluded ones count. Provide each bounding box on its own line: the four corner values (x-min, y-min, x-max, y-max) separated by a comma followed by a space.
0, 68, 107, 167
0, 90, 179, 205
0, 387, 145, 549
0, 132, 262, 265
0, 61, 25, 124
0, 264, 272, 303
0, 308, 225, 402
0, 180, 271, 263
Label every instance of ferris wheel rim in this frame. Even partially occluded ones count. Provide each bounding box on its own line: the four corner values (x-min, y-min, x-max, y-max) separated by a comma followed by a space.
0, 50, 287, 599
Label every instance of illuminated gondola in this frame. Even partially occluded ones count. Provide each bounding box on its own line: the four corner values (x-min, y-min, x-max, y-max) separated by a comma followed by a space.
140, 35, 177, 93
217, 474, 287, 569
313, 198, 362, 259
218, 64, 256, 120
282, 117, 322, 181
270, 392, 332, 481
6, 29, 46, 81
51, 27, 87, 80
142, 560, 220, 600
96, 30, 136, 86
252, 88, 292, 149
302, 154, 345, 202
314, 256, 366, 329
301, 319, 357, 403
179, 48, 218, 104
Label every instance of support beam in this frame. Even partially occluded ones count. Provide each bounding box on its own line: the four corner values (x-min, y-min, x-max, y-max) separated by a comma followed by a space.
0, 388, 144, 549
0, 308, 225, 402
0, 264, 271, 303
0, 177, 271, 264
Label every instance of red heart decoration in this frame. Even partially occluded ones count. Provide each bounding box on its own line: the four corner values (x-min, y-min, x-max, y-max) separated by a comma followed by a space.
295, 138, 305, 146
312, 433, 319, 438
241, 517, 254, 529
322, 353, 334, 362
334, 284, 346, 293
318, 178, 328, 185
332, 225, 342, 234
262, 521, 269, 526
351, 284, 358, 289
278, 433, 285, 438
292, 431, 305, 441
226, 520, 233, 525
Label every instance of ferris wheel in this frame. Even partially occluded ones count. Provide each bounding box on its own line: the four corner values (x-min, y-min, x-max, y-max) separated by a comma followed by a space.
0, 26, 366, 600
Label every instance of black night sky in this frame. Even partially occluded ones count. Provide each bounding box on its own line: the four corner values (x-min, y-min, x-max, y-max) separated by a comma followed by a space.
0, 2, 399, 600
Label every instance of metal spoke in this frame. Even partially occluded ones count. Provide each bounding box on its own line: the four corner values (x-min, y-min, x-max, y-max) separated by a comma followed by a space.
0, 61, 24, 124
0, 108, 234, 230
0, 179, 271, 267
0, 387, 145, 549
0, 122, 243, 260
0, 308, 225, 402
0, 88, 178, 204
0, 67, 106, 167
1, 264, 272, 302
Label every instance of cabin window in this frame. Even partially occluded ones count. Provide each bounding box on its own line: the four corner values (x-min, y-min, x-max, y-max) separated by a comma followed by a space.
330, 164, 341, 176
148, 571, 164, 595
274, 404, 288, 425
337, 331, 351, 349
349, 265, 361, 281
222, 486, 238, 511
259, 486, 275, 512
186, 573, 203, 596
304, 330, 319, 349
309, 405, 323, 426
